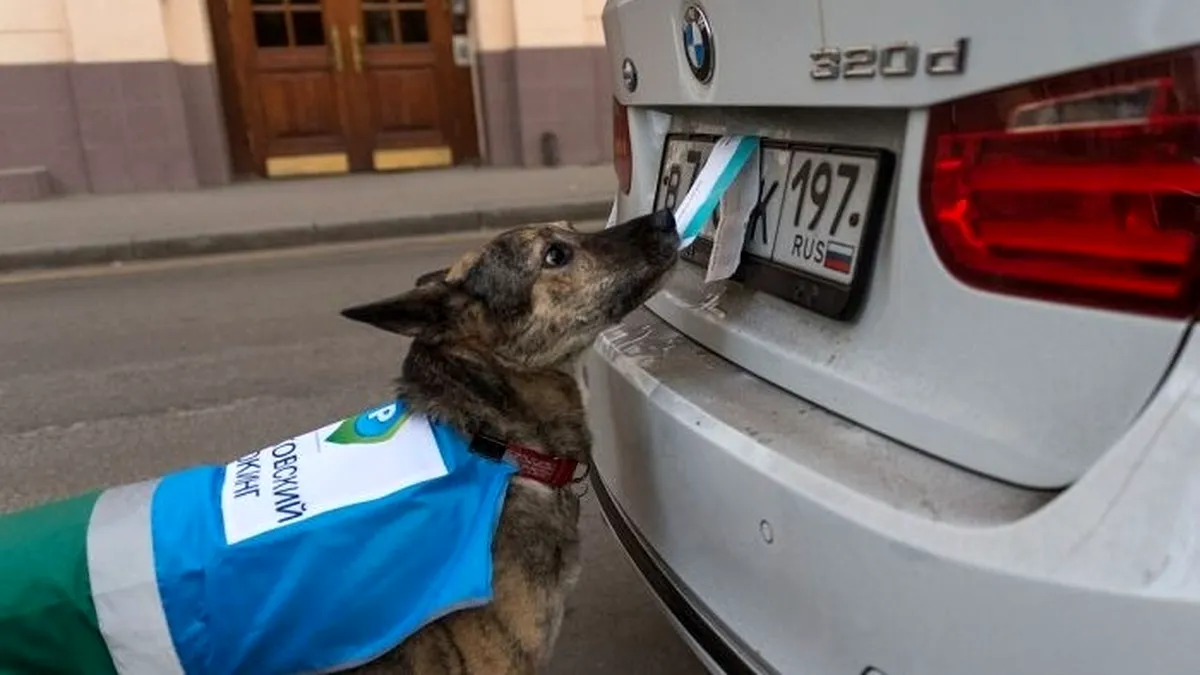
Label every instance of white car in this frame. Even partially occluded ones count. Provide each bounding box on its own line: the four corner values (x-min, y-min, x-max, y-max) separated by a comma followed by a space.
585, 1, 1200, 673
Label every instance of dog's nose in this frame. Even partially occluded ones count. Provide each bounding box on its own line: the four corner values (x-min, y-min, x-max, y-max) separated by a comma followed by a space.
649, 208, 677, 234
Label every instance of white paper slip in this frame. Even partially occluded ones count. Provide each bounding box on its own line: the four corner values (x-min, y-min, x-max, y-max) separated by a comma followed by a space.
706, 142, 760, 283
674, 135, 759, 249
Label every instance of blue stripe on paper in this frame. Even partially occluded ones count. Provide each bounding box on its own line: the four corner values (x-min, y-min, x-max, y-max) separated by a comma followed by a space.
678, 137, 758, 248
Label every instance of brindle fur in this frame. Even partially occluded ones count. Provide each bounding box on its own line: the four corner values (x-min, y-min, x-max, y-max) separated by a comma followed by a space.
339, 210, 679, 674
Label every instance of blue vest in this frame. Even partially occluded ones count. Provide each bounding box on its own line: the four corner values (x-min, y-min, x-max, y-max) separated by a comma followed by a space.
148, 400, 516, 674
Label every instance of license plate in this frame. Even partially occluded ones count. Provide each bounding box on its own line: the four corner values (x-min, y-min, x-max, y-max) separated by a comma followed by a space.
653, 133, 892, 319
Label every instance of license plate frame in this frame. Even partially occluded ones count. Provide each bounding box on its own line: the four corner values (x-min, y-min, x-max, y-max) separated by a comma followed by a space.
653, 132, 895, 321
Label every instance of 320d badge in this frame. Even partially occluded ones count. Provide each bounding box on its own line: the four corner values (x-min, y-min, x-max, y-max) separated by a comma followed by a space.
810, 38, 969, 80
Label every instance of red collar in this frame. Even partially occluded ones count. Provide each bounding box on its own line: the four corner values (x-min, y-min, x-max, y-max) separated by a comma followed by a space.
470, 434, 585, 488
504, 444, 584, 488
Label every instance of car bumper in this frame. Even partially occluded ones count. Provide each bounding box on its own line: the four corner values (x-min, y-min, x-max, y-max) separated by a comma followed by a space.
584, 305, 1200, 675
591, 464, 761, 675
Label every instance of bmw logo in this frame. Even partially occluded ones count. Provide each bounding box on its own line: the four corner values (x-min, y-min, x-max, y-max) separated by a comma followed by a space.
681, 5, 714, 84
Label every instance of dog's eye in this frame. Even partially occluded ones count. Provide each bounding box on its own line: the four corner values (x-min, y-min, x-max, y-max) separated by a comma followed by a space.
542, 243, 573, 269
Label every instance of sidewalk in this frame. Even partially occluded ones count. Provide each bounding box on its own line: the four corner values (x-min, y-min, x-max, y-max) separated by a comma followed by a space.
0, 165, 616, 273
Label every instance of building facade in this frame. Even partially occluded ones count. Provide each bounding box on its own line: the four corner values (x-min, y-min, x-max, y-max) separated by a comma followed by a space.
0, 0, 613, 200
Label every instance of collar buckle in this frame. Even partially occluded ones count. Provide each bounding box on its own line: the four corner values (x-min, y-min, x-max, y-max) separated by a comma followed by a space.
469, 434, 584, 489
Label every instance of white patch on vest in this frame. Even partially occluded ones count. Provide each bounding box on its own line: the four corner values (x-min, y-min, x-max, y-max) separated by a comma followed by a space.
220, 411, 449, 545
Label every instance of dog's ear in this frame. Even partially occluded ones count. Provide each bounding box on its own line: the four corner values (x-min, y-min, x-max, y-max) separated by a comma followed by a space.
415, 267, 449, 287
340, 284, 452, 336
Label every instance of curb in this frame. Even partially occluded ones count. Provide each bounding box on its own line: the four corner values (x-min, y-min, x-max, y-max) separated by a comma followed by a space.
0, 199, 613, 274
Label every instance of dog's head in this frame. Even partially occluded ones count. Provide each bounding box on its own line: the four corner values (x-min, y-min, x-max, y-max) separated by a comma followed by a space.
340, 209, 679, 369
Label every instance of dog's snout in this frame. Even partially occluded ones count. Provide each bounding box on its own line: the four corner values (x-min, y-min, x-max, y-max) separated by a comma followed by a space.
641, 208, 680, 253
592, 209, 681, 260
649, 209, 676, 234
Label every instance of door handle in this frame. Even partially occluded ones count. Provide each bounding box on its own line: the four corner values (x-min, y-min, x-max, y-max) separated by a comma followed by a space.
330, 25, 345, 72
349, 25, 364, 73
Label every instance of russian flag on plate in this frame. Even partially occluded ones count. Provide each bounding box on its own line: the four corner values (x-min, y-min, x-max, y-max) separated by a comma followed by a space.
824, 240, 856, 275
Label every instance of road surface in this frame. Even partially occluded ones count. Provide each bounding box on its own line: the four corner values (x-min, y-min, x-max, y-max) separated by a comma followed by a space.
0, 230, 706, 675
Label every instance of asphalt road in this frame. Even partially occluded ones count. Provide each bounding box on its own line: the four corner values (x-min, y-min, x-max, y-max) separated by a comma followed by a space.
0, 230, 706, 675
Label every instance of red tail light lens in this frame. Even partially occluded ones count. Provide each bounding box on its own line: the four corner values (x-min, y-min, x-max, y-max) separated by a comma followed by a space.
920, 47, 1200, 317
613, 97, 632, 194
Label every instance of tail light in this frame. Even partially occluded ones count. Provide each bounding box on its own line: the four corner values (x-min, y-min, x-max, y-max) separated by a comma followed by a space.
920, 47, 1200, 317
613, 97, 632, 194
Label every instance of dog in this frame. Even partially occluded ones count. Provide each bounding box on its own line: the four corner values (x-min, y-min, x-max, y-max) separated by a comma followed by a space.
0, 209, 677, 675
339, 208, 679, 674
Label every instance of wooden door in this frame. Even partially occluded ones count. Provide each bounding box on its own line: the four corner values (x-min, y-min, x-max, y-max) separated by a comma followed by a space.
233, 0, 358, 176
346, 0, 479, 170
226, 0, 478, 177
